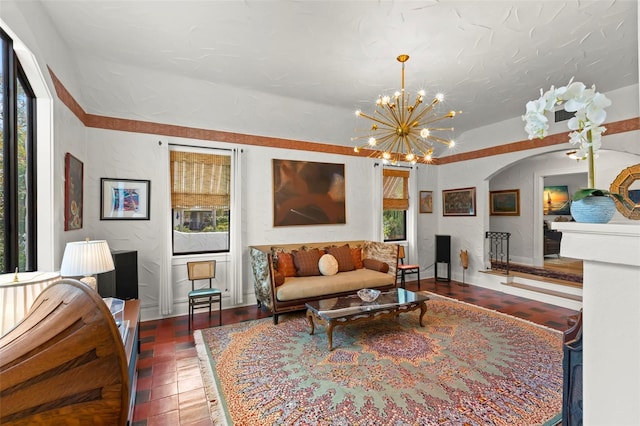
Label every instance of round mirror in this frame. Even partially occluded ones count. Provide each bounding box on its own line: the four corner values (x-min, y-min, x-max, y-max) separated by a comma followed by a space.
610, 163, 640, 220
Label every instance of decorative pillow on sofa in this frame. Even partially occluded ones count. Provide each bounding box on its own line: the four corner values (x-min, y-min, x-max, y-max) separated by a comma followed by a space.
350, 246, 363, 269
327, 244, 355, 272
318, 254, 338, 276
276, 252, 296, 277
363, 258, 389, 273
293, 248, 322, 277
273, 270, 286, 286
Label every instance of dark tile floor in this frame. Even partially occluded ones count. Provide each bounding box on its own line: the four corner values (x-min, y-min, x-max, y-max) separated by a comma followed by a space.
132, 278, 579, 425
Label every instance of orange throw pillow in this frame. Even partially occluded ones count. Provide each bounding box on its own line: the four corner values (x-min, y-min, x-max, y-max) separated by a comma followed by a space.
350, 247, 363, 269
277, 252, 297, 277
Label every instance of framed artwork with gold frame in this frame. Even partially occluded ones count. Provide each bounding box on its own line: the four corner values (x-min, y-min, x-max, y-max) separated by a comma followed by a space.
442, 187, 476, 216
489, 189, 520, 216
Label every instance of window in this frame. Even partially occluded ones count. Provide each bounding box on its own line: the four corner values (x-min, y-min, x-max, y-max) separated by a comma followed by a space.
382, 168, 409, 241
170, 150, 230, 254
0, 30, 37, 273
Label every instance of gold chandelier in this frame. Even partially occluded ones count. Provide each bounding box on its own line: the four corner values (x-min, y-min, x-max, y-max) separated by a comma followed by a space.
352, 54, 460, 164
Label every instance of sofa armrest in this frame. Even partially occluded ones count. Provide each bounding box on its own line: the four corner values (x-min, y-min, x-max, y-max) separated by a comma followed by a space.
249, 247, 275, 311
362, 241, 399, 277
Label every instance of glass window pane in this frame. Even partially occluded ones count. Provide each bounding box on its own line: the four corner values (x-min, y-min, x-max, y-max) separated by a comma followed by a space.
16, 79, 29, 270
173, 208, 230, 253
383, 209, 406, 241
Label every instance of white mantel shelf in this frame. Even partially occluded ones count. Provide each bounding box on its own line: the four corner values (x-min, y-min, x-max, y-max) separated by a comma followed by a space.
552, 221, 640, 425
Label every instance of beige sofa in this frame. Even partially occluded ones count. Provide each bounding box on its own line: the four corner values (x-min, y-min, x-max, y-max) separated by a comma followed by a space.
249, 240, 399, 324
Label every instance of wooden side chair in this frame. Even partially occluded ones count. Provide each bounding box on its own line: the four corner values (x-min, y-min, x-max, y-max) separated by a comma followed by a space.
396, 245, 421, 290
187, 260, 222, 330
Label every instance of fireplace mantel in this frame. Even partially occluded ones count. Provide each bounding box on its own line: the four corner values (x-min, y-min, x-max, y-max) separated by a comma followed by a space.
552, 222, 640, 425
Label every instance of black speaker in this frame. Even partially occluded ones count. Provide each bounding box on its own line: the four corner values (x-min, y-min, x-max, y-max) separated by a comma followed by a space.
97, 250, 138, 299
435, 235, 451, 263
435, 235, 451, 282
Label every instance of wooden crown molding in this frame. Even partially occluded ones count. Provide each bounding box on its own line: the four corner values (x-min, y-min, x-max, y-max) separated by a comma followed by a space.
48, 66, 639, 165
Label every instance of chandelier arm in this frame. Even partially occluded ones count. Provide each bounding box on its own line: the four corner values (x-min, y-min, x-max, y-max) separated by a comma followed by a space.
359, 110, 398, 129
404, 95, 423, 125
426, 135, 453, 146
419, 114, 456, 126
385, 102, 403, 128
409, 103, 439, 124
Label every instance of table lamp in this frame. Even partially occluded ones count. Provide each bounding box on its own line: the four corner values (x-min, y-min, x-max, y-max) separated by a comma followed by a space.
60, 239, 115, 291
0, 270, 61, 336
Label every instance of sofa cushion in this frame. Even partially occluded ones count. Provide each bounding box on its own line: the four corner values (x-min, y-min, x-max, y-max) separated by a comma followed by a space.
327, 244, 355, 272
273, 271, 285, 286
350, 247, 363, 269
363, 258, 389, 273
276, 252, 297, 277
293, 248, 322, 277
318, 254, 338, 276
276, 269, 395, 301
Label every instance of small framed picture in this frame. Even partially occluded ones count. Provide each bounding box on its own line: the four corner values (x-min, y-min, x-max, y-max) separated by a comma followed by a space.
100, 178, 150, 220
490, 189, 520, 216
419, 191, 433, 213
442, 187, 476, 216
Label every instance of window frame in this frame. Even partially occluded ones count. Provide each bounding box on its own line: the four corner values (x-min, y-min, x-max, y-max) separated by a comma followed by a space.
170, 148, 231, 256
1, 29, 37, 273
382, 168, 409, 242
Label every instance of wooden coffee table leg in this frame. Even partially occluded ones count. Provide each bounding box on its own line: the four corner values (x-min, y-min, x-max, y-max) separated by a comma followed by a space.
306, 310, 315, 335
419, 301, 428, 327
326, 321, 335, 351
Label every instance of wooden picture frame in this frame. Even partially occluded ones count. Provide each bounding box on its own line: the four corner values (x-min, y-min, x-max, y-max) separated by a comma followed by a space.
100, 178, 151, 220
272, 159, 345, 226
442, 187, 476, 216
419, 191, 433, 213
64, 153, 84, 230
490, 189, 520, 216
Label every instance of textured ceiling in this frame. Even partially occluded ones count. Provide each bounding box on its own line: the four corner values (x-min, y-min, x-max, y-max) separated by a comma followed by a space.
38, 0, 638, 141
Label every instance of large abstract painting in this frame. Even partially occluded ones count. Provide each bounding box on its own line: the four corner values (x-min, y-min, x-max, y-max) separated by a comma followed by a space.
272, 159, 345, 226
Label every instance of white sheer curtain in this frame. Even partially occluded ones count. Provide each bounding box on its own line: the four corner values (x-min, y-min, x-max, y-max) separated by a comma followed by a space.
406, 166, 419, 265
158, 141, 173, 315
371, 163, 383, 241
230, 148, 243, 304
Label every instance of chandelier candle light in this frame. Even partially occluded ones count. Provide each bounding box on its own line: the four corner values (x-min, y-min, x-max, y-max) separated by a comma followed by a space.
523, 79, 625, 222
353, 54, 460, 165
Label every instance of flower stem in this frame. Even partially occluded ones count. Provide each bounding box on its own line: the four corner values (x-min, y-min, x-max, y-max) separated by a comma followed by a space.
587, 130, 595, 189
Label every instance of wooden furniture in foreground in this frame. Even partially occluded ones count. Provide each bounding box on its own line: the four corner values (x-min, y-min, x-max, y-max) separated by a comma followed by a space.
123, 299, 141, 425
0, 279, 132, 425
305, 289, 429, 351
563, 309, 583, 425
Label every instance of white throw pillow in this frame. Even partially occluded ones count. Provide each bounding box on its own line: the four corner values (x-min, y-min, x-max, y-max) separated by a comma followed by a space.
318, 254, 338, 276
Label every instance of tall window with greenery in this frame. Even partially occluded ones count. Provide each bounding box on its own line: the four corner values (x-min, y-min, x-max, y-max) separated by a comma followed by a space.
1, 30, 37, 273
170, 150, 230, 254
382, 168, 409, 241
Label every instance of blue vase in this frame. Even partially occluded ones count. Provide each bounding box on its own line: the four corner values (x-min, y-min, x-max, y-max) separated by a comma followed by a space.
570, 196, 616, 223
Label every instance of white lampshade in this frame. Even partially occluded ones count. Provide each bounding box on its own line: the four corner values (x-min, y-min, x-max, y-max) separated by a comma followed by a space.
0, 271, 61, 336
60, 240, 115, 290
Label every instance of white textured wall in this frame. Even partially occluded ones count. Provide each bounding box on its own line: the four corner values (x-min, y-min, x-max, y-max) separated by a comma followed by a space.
2, 1, 640, 319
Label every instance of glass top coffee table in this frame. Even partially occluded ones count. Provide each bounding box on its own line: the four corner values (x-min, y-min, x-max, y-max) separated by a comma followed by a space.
305, 288, 429, 351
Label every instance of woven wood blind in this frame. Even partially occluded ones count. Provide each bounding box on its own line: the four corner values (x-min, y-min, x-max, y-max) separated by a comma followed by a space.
170, 151, 230, 209
383, 169, 409, 210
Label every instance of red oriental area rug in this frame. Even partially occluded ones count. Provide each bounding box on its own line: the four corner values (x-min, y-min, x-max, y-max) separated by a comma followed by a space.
195, 294, 563, 425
